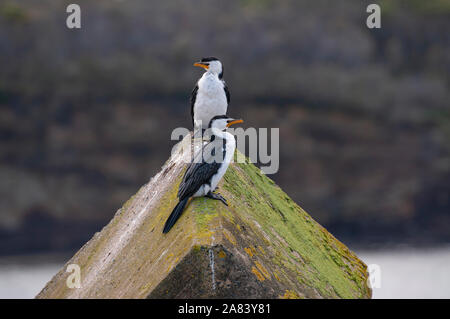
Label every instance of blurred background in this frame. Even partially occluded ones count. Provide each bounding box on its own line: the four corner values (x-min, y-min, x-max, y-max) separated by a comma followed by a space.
0, 0, 449, 298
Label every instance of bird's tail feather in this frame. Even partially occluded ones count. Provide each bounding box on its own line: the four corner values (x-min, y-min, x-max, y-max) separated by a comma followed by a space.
162, 198, 189, 233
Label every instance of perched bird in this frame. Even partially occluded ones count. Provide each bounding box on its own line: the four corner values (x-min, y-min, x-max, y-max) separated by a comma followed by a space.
191, 57, 230, 130
163, 115, 243, 233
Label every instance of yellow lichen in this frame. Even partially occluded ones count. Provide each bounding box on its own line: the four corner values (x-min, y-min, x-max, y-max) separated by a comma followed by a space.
273, 271, 281, 281
244, 247, 254, 257
222, 229, 236, 245
280, 290, 300, 299
254, 260, 271, 280
251, 267, 265, 281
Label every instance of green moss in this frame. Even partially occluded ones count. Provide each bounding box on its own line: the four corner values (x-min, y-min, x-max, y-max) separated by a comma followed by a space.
219, 151, 369, 298
193, 197, 220, 231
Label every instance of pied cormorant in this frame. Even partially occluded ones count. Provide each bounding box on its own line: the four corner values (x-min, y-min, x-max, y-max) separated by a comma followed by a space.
163, 115, 243, 233
190, 57, 230, 130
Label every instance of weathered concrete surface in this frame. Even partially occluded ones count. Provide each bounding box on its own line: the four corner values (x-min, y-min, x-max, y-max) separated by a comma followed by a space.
37, 135, 371, 299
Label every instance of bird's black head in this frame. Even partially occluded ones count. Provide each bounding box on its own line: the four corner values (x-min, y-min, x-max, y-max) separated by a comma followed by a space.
194, 57, 224, 79
208, 115, 243, 130
200, 57, 219, 63
208, 115, 228, 128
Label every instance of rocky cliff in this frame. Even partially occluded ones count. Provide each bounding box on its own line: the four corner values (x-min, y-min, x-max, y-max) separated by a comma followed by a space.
37, 135, 371, 299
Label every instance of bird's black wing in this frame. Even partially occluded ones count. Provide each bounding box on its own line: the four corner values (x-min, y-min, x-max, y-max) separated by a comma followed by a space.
190, 84, 199, 127
178, 161, 221, 200
223, 82, 230, 105
177, 140, 223, 199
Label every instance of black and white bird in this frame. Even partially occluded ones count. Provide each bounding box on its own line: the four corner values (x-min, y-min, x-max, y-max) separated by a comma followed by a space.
163, 115, 243, 233
191, 57, 230, 130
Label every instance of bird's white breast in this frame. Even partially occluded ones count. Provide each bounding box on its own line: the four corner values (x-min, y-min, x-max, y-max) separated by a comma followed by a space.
194, 74, 228, 128
208, 133, 235, 192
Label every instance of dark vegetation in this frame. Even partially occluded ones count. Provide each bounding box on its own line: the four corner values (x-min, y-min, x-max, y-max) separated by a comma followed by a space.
0, 0, 449, 254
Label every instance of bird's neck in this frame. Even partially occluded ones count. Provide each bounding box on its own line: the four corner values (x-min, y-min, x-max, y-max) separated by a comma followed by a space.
211, 127, 228, 140
211, 129, 236, 157
202, 72, 219, 81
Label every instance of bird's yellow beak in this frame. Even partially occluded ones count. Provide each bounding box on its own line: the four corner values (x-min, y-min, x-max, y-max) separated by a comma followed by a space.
194, 62, 209, 70
226, 119, 244, 127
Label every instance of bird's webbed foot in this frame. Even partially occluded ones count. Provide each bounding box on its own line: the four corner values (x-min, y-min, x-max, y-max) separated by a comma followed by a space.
206, 191, 228, 206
